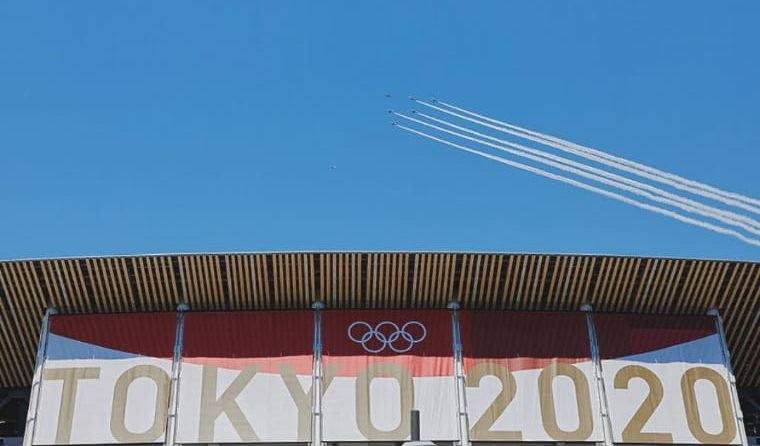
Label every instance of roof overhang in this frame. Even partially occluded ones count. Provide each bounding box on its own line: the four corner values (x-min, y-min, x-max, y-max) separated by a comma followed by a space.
0, 252, 757, 388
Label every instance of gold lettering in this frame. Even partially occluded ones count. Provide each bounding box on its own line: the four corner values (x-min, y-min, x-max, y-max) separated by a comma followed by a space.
465, 362, 522, 441
198, 365, 259, 442
613, 365, 673, 443
110, 365, 170, 442
279, 363, 337, 441
538, 363, 593, 441
355, 362, 413, 440
681, 367, 737, 444
43, 367, 100, 444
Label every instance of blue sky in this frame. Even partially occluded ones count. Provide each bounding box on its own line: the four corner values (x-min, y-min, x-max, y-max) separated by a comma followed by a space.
1, 2, 758, 261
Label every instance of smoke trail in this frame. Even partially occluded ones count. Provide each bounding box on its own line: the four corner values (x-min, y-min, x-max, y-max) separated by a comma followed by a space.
414, 99, 760, 216
393, 123, 760, 247
433, 99, 760, 210
393, 111, 760, 237
411, 110, 760, 232
434, 99, 760, 208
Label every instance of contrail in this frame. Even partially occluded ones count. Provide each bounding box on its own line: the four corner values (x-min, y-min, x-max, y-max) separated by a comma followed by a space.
435, 99, 760, 208
393, 123, 760, 247
393, 111, 760, 237
414, 98, 760, 215
432, 98, 760, 211
410, 110, 760, 233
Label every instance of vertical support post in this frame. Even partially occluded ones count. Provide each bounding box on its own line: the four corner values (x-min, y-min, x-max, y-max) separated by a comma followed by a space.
581, 304, 614, 446
312, 301, 325, 446
165, 303, 189, 446
448, 301, 470, 446
708, 308, 749, 446
22, 307, 57, 446
410, 410, 421, 441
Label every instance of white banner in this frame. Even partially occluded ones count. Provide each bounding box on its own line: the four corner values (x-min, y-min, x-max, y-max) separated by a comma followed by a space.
604, 361, 739, 444
36, 357, 172, 445
464, 360, 603, 442
174, 311, 315, 444
320, 310, 458, 442
29, 311, 744, 445
175, 363, 313, 443
33, 313, 176, 446
322, 374, 457, 441
596, 314, 741, 445
460, 311, 604, 442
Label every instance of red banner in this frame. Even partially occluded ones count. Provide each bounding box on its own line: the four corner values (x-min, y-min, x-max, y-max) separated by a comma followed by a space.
321, 309, 457, 441
321, 309, 452, 376
177, 311, 314, 443
37, 313, 176, 445
461, 310, 592, 370
459, 311, 602, 442
31, 309, 740, 445
48, 312, 176, 360
594, 314, 738, 444
182, 311, 313, 374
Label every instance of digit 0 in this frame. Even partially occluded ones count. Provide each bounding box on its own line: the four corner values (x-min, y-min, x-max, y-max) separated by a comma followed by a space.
355, 362, 414, 440
538, 363, 594, 441
681, 367, 737, 444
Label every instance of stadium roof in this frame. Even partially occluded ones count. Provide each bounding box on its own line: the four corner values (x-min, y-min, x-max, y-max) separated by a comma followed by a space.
0, 252, 757, 388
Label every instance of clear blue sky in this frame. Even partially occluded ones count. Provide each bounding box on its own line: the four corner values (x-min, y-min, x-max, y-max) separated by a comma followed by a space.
1, 2, 758, 261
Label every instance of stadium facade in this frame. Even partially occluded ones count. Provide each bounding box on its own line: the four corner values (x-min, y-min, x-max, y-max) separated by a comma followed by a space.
0, 252, 758, 446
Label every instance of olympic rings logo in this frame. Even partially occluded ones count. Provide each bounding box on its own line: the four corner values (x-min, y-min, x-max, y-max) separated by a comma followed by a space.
347, 320, 427, 353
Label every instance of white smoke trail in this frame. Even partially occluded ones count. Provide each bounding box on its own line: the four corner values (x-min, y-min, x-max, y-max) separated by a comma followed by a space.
411, 110, 760, 232
414, 99, 760, 216
435, 99, 760, 209
393, 123, 760, 247
433, 98, 760, 211
393, 111, 760, 237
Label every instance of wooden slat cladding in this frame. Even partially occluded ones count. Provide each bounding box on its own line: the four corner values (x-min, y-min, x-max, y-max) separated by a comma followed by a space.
0, 253, 757, 388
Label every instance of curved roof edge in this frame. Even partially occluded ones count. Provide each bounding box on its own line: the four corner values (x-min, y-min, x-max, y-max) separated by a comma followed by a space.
2, 250, 758, 264
0, 251, 757, 388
